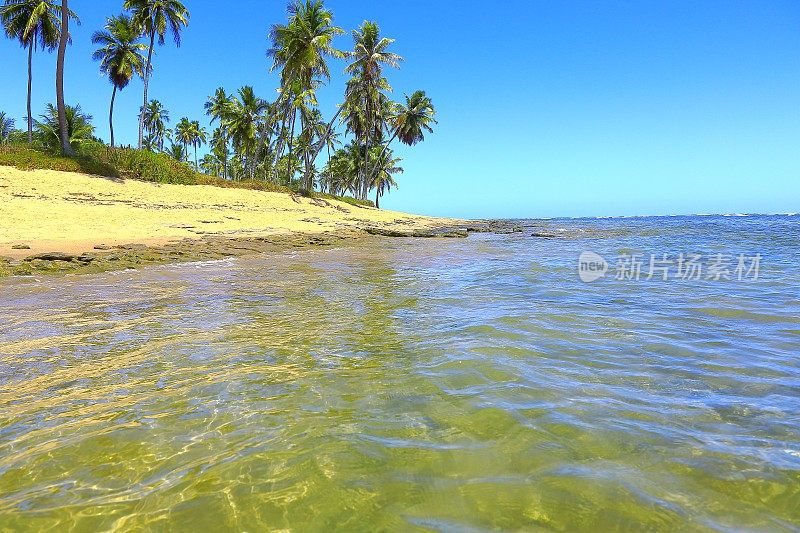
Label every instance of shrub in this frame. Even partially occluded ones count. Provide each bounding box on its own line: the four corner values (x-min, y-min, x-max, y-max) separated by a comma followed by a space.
0, 143, 376, 207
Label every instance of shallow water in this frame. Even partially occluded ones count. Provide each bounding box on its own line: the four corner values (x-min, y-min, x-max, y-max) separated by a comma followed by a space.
1, 215, 799, 531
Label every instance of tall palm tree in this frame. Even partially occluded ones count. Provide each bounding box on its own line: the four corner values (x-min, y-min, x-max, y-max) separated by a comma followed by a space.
91, 14, 147, 147
226, 86, 267, 180
205, 87, 231, 178
206, 127, 228, 179
268, 0, 343, 87
345, 21, 402, 198
268, 0, 343, 187
55, 0, 71, 154
1, 0, 77, 143
123, 0, 189, 149
189, 119, 206, 170
0, 112, 15, 143
142, 99, 169, 149
367, 90, 436, 184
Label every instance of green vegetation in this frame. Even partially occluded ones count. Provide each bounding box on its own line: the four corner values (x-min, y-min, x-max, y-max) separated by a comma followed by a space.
122, 0, 190, 149
1, 0, 77, 143
91, 14, 147, 147
1, 0, 434, 208
33, 103, 95, 152
0, 143, 374, 206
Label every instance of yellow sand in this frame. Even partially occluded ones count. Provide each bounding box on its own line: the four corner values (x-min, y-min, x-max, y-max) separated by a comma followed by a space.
0, 166, 456, 259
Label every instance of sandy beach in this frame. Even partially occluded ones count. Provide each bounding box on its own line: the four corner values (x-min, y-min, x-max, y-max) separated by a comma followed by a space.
0, 166, 464, 276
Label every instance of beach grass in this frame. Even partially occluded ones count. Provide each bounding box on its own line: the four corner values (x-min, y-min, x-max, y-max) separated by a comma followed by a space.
0, 143, 374, 206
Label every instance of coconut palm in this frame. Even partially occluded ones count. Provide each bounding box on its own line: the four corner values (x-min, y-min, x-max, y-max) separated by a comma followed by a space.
226, 86, 267, 180
34, 103, 94, 152
123, 0, 189, 149
189, 120, 206, 170
1, 0, 77, 143
165, 141, 186, 162
268, 0, 343, 87
0, 112, 15, 143
91, 14, 147, 147
174, 117, 193, 157
346, 21, 402, 81
205, 87, 231, 178
344, 21, 402, 198
54, 0, 72, 154
367, 90, 436, 184
142, 99, 169, 150
268, 0, 343, 187
199, 153, 221, 176
209, 127, 229, 178
369, 147, 402, 208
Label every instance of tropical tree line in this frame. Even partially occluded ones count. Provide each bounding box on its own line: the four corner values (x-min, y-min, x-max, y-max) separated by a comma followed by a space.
1, 0, 436, 207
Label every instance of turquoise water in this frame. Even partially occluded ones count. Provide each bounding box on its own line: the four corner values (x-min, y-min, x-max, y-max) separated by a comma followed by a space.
1, 215, 799, 531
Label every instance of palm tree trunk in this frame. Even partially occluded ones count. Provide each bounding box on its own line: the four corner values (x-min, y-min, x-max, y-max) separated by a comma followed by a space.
139, 30, 156, 150
287, 108, 296, 184
222, 137, 228, 180
271, 100, 290, 182
26, 43, 33, 144
363, 134, 371, 200
109, 85, 117, 147
375, 188, 380, 209
301, 105, 343, 189
194, 143, 198, 169
56, 0, 72, 156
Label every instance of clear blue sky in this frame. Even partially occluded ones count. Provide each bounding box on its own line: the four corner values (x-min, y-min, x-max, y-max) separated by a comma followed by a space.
1, 1, 798, 218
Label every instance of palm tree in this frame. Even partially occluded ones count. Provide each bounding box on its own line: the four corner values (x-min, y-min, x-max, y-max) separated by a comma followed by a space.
1, 0, 77, 143
0, 112, 15, 143
367, 90, 436, 184
189, 119, 206, 170
226, 86, 267, 180
268, 0, 343, 87
346, 21, 402, 80
199, 153, 221, 176
268, 0, 343, 188
345, 21, 402, 198
91, 14, 147, 147
174, 117, 193, 158
55, 0, 71, 154
209, 127, 229, 179
165, 141, 185, 162
369, 147, 402, 208
205, 87, 231, 178
142, 99, 169, 149
34, 103, 94, 152
123, 0, 189, 149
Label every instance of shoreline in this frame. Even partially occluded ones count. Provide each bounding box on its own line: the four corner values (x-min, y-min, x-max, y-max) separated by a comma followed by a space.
0, 165, 476, 278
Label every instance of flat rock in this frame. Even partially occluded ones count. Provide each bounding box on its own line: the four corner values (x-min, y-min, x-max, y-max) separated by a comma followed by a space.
11, 244, 31, 250
25, 252, 94, 263
364, 227, 435, 238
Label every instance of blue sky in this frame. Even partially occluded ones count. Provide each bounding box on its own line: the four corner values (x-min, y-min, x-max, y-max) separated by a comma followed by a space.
1, 0, 798, 218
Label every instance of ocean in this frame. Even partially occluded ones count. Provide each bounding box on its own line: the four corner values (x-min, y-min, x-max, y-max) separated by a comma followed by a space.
1, 214, 798, 531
